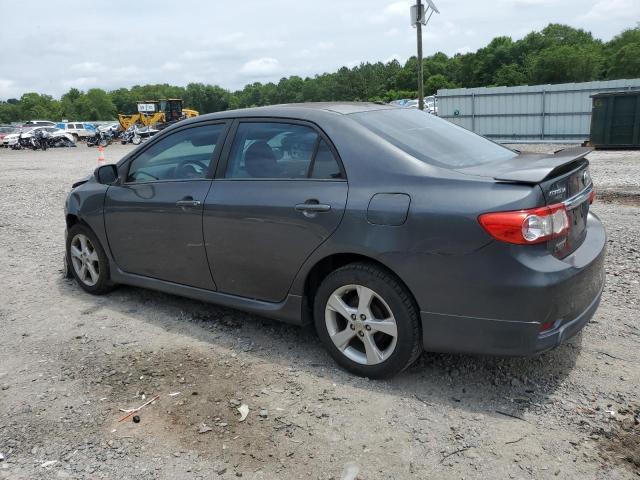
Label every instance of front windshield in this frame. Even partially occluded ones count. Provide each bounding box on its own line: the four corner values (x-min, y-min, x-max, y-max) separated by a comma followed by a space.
351, 108, 517, 168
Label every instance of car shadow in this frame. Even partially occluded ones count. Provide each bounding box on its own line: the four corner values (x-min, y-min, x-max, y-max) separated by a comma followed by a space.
56, 276, 582, 421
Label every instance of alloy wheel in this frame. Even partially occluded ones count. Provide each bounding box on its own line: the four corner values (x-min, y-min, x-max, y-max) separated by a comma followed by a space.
69, 234, 100, 287
324, 284, 398, 365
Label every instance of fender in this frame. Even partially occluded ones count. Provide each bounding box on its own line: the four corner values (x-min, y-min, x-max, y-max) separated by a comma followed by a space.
65, 180, 112, 262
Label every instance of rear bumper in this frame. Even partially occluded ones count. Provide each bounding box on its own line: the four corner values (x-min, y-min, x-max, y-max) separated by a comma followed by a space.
420, 282, 602, 355
420, 212, 606, 356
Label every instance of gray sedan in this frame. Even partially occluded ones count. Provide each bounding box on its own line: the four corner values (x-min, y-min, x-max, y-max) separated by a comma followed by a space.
64, 103, 605, 378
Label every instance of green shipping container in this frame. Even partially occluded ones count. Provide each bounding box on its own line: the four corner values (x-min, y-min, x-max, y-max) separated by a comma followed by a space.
590, 91, 640, 148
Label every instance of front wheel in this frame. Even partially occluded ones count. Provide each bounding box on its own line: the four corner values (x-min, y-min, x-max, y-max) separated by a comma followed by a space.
313, 263, 422, 378
66, 224, 114, 295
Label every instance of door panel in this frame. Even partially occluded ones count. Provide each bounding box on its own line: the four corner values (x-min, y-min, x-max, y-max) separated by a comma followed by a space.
103, 122, 228, 290
203, 180, 348, 302
105, 181, 215, 289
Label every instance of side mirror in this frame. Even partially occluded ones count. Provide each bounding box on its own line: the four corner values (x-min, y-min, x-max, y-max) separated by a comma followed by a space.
94, 164, 119, 185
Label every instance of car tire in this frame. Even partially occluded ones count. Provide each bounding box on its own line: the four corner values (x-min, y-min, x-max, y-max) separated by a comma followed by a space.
313, 262, 422, 378
66, 224, 115, 295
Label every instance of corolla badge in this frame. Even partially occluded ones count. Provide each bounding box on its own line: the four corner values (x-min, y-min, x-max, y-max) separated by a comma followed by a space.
549, 186, 567, 198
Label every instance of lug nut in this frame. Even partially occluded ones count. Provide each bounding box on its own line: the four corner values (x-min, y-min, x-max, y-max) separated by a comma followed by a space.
351, 314, 357, 320
358, 331, 365, 337
350, 324, 355, 330
360, 314, 366, 320
365, 325, 371, 331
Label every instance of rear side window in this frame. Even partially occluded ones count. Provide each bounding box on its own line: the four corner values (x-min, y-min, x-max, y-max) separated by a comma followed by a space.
311, 140, 342, 179
351, 108, 516, 168
127, 124, 224, 183
225, 122, 343, 180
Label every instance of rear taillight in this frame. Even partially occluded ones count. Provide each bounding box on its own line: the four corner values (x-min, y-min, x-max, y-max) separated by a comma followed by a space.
478, 203, 569, 245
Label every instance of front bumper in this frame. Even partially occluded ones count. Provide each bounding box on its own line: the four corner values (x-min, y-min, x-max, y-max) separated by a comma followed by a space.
420, 212, 606, 356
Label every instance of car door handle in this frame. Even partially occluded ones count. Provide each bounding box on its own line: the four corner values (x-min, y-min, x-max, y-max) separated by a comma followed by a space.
295, 201, 331, 216
176, 198, 201, 208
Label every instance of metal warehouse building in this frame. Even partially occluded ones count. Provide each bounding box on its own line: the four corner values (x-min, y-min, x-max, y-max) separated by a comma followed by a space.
437, 78, 640, 142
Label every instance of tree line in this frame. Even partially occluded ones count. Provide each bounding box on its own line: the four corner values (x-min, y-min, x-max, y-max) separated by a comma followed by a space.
1, 23, 638, 124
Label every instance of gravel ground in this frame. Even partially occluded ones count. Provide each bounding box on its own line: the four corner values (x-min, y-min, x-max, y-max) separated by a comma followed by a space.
0, 143, 638, 480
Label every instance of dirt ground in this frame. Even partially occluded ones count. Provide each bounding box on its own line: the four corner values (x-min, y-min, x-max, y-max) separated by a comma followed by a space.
0, 142, 638, 480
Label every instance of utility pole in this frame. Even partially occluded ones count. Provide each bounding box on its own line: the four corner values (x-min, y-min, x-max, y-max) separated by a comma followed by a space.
416, 0, 424, 111
411, 0, 438, 111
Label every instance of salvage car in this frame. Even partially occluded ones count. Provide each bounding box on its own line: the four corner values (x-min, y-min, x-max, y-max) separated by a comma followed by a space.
0, 125, 18, 145
64, 103, 606, 378
23, 120, 56, 127
55, 122, 95, 141
3, 126, 75, 148
2, 126, 37, 147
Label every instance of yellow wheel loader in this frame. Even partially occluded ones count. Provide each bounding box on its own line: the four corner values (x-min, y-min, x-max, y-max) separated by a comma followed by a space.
118, 99, 199, 130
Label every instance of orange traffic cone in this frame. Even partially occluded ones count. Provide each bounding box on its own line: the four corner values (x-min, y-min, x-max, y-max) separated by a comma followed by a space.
98, 146, 105, 163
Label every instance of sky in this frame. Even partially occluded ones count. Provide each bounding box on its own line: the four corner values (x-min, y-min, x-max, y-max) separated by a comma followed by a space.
0, 0, 638, 99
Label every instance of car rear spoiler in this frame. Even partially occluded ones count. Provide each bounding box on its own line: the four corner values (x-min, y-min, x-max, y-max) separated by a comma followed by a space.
461, 147, 592, 184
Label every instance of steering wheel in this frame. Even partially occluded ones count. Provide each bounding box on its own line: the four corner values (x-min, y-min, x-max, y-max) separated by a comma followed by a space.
175, 160, 208, 179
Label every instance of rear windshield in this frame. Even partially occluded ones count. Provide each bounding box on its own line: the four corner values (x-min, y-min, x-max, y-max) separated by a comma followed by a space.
351, 108, 517, 168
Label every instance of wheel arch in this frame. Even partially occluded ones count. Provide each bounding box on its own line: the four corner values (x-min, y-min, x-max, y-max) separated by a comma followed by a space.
66, 213, 80, 230
66, 213, 97, 232
301, 252, 418, 323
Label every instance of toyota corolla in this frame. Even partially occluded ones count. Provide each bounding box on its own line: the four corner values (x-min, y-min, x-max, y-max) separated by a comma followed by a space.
64, 103, 605, 378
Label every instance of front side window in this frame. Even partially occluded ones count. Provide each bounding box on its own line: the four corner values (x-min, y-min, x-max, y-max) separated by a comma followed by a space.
127, 124, 224, 183
225, 122, 343, 180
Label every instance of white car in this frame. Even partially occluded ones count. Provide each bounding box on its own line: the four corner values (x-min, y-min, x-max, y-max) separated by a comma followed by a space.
2, 127, 36, 147
55, 122, 95, 140
3, 126, 75, 147
402, 98, 438, 115
424, 96, 438, 115
23, 120, 57, 127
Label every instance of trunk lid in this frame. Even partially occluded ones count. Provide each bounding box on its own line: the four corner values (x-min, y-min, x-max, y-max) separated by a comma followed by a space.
539, 155, 592, 258
459, 146, 591, 184
461, 147, 594, 258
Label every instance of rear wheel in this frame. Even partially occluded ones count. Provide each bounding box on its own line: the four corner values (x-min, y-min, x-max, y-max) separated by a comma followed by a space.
66, 224, 114, 295
313, 263, 422, 378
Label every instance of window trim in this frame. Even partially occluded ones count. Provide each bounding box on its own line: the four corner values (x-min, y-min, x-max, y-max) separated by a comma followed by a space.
305, 137, 322, 178
214, 117, 347, 182
122, 120, 231, 186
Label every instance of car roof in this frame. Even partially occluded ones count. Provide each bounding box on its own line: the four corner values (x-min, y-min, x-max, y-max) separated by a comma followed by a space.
190, 102, 401, 122
277, 102, 398, 114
